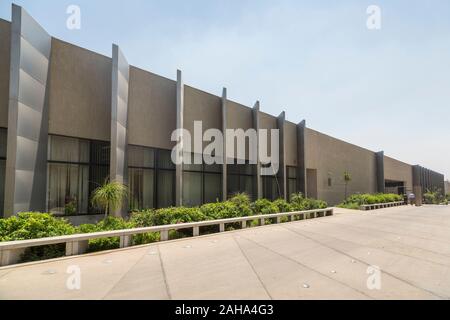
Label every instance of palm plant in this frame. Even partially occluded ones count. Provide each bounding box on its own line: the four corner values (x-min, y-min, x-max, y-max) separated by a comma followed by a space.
91, 180, 128, 218
344, 171, 352, 200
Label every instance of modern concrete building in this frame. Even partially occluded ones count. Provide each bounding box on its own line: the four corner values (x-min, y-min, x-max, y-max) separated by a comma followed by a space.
0, 5, 446, 220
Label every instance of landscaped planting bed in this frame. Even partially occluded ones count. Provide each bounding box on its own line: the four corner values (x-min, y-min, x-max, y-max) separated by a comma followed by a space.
0, 193, 327, 263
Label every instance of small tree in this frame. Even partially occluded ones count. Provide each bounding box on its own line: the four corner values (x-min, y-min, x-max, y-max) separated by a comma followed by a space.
344, 171, 352, 200
91, 180, 128, 218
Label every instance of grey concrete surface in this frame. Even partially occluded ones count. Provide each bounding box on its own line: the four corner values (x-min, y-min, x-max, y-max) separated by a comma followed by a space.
1, 205, 450, 300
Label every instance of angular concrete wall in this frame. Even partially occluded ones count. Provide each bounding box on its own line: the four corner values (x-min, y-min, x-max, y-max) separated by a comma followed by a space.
4, 5, 51, 216
384, 155, 413, 192
305, 128, 377, 205
0, 19, 11, 129
127, 67, 176, 150
285, 121, 298, 167
48, 39, 111, 141
184, 85, 221, 150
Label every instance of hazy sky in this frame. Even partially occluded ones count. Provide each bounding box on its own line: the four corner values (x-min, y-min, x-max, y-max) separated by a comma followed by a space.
1, 0, 449, 180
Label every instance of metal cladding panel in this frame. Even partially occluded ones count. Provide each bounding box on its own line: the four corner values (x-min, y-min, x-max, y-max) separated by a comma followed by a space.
277, 112, 287, 200
296, 120, 306, 195
4, 5, 51, 216
376, 151, 385, 193
110, 44, 129, 186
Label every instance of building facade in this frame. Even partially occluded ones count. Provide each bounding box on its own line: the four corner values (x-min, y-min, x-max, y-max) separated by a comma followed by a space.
0, 5, 446, 219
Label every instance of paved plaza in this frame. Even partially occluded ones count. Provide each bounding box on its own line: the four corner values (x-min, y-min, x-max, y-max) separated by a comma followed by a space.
1, 205, 450, 300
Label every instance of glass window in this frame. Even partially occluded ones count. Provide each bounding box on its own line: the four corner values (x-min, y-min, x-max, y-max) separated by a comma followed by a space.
204, 173, 222, 203
0, 159, 5, 217
0, 128, 6, 159
263, 176, 281, 201
158, 149, 175, 170
183, 153, 203, 172
129, 168, 155, 211
157, 170, 175, 208
47, 163, 89, 215
47, 135, 110, 215
128, 145, 155, 168
90, 140, 110, 165
227, 160, 256, 200
48, 135, 89, 163
183, 171, 203, 207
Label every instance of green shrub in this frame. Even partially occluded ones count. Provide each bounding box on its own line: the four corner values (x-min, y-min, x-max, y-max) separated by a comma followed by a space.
251, 199, 279, 215
151, 207, 207, 225
273, 199, 293, 213
290, 193, 327, 211
77, 216, 132, 253
229, 193, 253, 217
339, 193, 403, 209
0, 212, 76, 262
200, 202, 241, 220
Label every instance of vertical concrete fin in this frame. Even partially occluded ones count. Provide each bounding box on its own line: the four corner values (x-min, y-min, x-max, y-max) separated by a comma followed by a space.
110, 44, 129, 217
296, 120, 307, 197
376, 151, 385, 193
252, 101, 262, 199
277, 111, 287, 200
176, 70, 184, 206
221, 87, 227, 201
4, 4, 51, 216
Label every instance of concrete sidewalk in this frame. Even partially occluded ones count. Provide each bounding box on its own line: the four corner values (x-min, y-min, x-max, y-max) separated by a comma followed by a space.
1, 205, 450, 300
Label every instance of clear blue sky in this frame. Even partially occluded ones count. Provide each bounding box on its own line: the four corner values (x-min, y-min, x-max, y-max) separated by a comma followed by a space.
1, 0, 449, 180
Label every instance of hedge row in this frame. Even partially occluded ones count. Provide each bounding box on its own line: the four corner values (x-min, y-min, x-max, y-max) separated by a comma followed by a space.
0, 193, 327, 263
338, 193, 403, 210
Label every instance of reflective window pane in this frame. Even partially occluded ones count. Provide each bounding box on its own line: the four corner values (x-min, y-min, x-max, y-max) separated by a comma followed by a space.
47, 163, 89, 215
0, 128, 7, 159
0, 159, 5, 217
129, 168, 155, 211
128, 145, 155, 168
158, 149, 175, 170
183, 171, 203, 207
157, 170, 175, 208
48, 135, 89, 163
204, 173, 222, 203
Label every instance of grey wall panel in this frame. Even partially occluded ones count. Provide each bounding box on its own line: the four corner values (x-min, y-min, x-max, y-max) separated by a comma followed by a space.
285, 121, 297, 167
222, 88, 228, 200
305, 128, 378, 205
4, 4, 51, 216
176, 70, 184, 206
383, 155, 413, 191
110, 44, 129, 217
48, 39, 112, 141
0, 19, 11, 128
252, 102, 262, 199
277, 112, 287, 200
296, 120, 306, 195
127, 67, 176, 150
110, 44, 129, 186
376, 151, 385, 193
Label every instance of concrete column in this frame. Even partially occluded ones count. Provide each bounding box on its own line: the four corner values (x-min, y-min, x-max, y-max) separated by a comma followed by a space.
376, 151, 385, 193
221, 88, 228, 201
277, 112, 287, 200
4, 4, 51, 217
296, 120, 307, 196
253, 101, 262, 199
175, 70, 184, 206
110, 44, 129, 217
